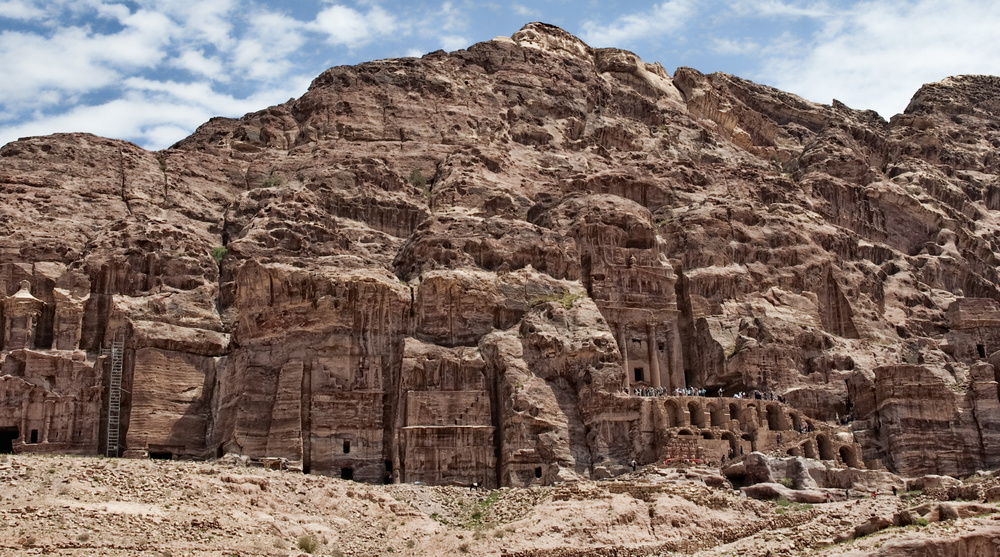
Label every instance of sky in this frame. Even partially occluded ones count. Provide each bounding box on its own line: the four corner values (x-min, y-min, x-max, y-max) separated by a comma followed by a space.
2, 0, 999, 151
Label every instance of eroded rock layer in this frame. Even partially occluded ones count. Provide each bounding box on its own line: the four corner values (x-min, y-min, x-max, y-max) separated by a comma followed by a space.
3, 23, 1000, 484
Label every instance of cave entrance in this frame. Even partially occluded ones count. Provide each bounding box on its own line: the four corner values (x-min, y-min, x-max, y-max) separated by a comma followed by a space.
803, 440, 817, 459
817, 434, 835, 461
978, 344, 987, 358
341, 467, 354, 481
840, 446, 861, 468
766, 405, 783, 431
0, 427, 17, 454
149, 451, 172, 460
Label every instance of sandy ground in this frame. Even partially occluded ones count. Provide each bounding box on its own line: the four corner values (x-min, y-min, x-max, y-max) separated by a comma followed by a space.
0, 454, 997, 556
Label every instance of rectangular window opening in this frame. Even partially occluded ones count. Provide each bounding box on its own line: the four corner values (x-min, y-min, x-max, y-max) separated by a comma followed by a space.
343, 440, 351, 454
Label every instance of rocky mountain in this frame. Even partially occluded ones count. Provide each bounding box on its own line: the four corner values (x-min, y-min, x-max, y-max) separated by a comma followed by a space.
3, 22, 1000, 488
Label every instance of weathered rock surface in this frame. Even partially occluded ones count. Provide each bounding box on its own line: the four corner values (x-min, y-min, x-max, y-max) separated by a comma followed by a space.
3, 23, 1000, 491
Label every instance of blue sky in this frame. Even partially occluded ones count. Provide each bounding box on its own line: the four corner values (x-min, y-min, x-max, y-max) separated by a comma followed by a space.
2, 0, 999, 150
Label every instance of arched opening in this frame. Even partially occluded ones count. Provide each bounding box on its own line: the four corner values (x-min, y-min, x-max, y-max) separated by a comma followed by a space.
787, 447, 802, 457
0, 427, 17, 454
688, 402, 705, 427
790, 413, 802, 432
839, 446, 861, 468
817, 434, 835, 460
702, 431, 715, 440
803, 440, 817, 459
722, 432, 738, 453
710, 404, 726, 427
677, 429, 694, 436
766, 405, 782, 431
741, 433, 755, 452
664, 401, 681, 427
729, 403, 741, 422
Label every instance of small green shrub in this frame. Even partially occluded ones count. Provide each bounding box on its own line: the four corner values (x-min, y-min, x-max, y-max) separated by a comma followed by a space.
210, 246, 227, 265
297, 534, 319, 554
409, 169, 427, 189
916, 517, 929, 526
529, 290, 581, 310
779, 477, 794, 489
262, 175, 283, 188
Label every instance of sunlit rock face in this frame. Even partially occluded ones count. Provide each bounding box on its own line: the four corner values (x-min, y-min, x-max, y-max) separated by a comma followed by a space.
3, 22, 1000, 483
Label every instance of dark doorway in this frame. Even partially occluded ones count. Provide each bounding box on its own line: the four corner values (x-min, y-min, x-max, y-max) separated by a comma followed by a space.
341, 467, 354, 481
633, 367, 644, 382
978, 344, 987, 358
0, 427, 17, 453
29, 429, 38, 444
343, 440, 351, 454
149, 451, 172, 460
534, 467, 542, 479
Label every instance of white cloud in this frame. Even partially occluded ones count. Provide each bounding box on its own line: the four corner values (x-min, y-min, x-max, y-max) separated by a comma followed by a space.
136, 0, 237, 50
440, 34, 468, 51
712, 38, 760, 55
232, 11, 307, 80
0, 0, 45, 20
0, 75, 312, 150
437, 1, 465, 31
512, 4, 540, 18
0, 28, 123, 107
171, 50, 225, 80
753, 0, 1000, 117
312, 4, 399, 47
726, 0, 831, 18
580, 0, 699, 47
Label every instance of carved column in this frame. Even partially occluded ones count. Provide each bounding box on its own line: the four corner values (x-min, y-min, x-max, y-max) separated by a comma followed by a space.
667, 318, 685, 391
620, 329, 630, 390
647, 323, 662, 389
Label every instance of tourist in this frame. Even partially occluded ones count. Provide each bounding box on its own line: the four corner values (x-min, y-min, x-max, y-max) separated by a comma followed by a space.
631, 459, 637, 472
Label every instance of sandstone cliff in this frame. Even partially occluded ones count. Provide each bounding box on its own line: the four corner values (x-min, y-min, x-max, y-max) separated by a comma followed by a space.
3, 23, 1000, 484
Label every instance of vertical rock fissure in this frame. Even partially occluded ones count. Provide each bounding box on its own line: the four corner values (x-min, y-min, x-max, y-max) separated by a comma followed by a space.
117, 147, 132, 216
